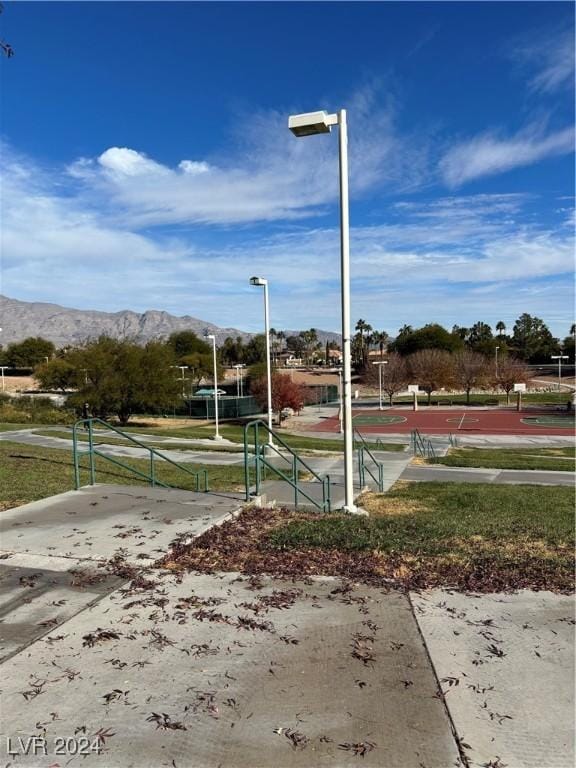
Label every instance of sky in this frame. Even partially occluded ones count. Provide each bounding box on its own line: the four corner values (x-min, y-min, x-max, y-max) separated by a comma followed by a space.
1, 1, 574, 339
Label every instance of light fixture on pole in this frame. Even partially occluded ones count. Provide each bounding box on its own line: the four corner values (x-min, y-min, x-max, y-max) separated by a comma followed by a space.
551, 355, 568, 391
205, 334, 222, 440
178, 365, 188, 397
372, 360, 388, 411
233, 364, 246, 398
249, 276, 273, 446
289, 108, 358, 513
495, 346, 500, 378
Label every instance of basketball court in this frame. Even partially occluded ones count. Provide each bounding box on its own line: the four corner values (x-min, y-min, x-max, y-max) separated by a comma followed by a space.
314, 408, 576, 436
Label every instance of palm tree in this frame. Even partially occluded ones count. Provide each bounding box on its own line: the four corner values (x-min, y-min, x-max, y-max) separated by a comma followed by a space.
371, 330, 389, 360
496, 321, 506, 337
355, 319, 373, 365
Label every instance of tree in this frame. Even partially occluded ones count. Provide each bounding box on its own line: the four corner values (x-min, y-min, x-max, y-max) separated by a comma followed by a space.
34, 359, 77, 393
408, 349, 454, 405
371, 330, 389, 360
286, 335, 306, 359
167, 330, 210, 361
496, 356, 529, 404
354, 319, 373, 366
511, 313, 560, 363
562, 327, 575, 362
180, 352, 223, 388
391, 324, 463, 356
453, 350, 491, 405
451, 325, 469, 341
496, 321, 506, 337
251, 372, 305, 425
67, 337, 180, 425
300, 329, 320, 364
6, 337, 56, 368
244, 334, 267, 365
467, 321, 494, 353
220, 336, 245, 366
363, 352, 408, 406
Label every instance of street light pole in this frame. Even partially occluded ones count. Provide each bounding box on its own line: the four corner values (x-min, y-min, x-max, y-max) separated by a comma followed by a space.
551, 355, 568, 391
206, 334, 222, 440
0, 366, 8, 392
178, 365, 188, 397
372, 360, 388, 410
289, 108, 357, 513
250, 277, 273, 445
495, 346, 500, 378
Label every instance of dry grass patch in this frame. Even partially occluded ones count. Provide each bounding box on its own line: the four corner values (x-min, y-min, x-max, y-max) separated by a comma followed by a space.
359, 490, 429, 517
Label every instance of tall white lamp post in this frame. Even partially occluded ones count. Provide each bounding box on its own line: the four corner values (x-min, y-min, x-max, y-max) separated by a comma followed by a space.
372, 360, 388, 410
206, 334, 222, 440
0, 366, 8, 393
249, 276, 273, 445
551, 355, 568, 391
495, 346, 500, 378
289, 109, 357, 513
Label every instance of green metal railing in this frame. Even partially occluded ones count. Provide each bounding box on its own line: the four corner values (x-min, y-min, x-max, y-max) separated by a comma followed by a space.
410, 428, 437, 459
243, 420, 331, 512
72, 418, 208, 492
354, 428, 384, 491
449, 432, 458, 448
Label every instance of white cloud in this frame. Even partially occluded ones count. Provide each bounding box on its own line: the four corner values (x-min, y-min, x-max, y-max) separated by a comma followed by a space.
97, 147, 169, 177
440, 124, 575, 187
178, 160, 211, 175
2, 143, 573, 337
61, 90, 427, 227
513, 25, 575, 94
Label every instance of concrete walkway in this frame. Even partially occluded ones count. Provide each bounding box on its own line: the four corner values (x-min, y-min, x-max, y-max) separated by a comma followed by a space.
0, 485, 242, 662
0, 429, 245, 466
0, 486, 573, 767
401, 464, 576, 486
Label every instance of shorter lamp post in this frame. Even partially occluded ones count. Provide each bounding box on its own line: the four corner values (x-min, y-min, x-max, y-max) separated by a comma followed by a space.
177, 365, 188, 397
249, 276, 273, 445
495, 346, 500, 378
206, 334, 222, 440
234, 364, 246, 398
551, 355, 569, 391
337, 368, 343, 434
0, 366, 9, 392
372, 360, 388, 410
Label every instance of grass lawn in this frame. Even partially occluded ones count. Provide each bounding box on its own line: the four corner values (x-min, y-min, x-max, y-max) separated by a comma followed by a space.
33, 429, 245, 453
0, 441, 248, 511
430, 446, 576, 472
167, 482, 574, 592
0, 422, 48, 432
122, 422, 405, 453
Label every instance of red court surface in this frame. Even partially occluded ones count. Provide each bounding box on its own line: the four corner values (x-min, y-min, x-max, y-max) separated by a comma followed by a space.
313, 408, 576, 436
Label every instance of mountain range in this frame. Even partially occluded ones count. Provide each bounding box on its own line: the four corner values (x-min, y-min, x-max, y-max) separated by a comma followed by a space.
0, 296, 340, 348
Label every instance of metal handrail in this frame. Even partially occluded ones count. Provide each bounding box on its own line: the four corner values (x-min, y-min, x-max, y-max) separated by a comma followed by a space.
354, 428, 384, 491
243, 419, 331, 512
72, 418, 208, 492
411, 428, 436, 459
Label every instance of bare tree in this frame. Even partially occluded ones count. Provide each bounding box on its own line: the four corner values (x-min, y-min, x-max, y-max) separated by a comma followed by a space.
408, 349, 454, 405
363, 352, 408, 406
496, 356, 529, 404
453, 350, 491, 405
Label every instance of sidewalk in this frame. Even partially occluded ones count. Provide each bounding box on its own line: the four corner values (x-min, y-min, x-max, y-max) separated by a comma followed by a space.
0, 486, 573, 767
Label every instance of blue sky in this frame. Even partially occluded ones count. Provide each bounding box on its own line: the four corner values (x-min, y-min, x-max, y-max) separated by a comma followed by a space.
1, 1, 574, 338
